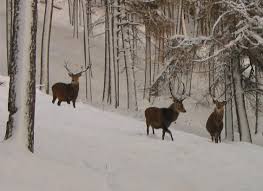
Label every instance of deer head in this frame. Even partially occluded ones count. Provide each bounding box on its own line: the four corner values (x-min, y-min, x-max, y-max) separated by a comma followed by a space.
64, 61, 90, 84
168, 81, 186, 113
213, 99, 226, 111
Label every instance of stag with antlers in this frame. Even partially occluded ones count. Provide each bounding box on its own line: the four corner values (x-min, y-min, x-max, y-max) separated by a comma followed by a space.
144, 81, 187, 141
206, 99, 227, 143
51, 61, 90, 108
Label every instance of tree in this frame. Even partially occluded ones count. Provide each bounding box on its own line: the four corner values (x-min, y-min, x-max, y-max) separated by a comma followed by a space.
224, 63, 234, 141
82, 0, 93, 102
6, 0, 14, 75
232, 52, 252, 142
40, 0, 54, 94
5, 0, 38, 152
150, 0, 262, 143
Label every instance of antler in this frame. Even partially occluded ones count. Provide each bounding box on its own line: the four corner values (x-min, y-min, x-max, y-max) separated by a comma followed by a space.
180, 81, 186, 101
168, 80, 177, 100
64, 61, 73, 75
181, 81, 185, 95
77, 64, 91, 75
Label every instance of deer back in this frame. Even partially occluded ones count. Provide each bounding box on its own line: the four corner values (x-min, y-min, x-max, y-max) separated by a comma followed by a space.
52, 82, 79, 101
145, 107, 163, 127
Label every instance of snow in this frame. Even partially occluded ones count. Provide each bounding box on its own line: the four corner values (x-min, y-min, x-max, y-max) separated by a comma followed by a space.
1, 1, 263, 189
1, 75, 263, 191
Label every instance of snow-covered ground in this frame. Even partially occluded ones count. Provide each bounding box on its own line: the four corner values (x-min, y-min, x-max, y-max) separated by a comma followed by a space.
1, 2, 263, 189
1, 76, 263, 191
0, 0, 262, 144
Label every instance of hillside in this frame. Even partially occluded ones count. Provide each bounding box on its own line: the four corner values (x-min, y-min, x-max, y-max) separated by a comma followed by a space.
1, 0, 263, 145
1, 1, 263, 190
1, 76, 263, 191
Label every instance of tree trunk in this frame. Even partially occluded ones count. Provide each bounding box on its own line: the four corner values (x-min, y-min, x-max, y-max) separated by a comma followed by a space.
224, 63, 234, 141
255, 61, 259, 134
111, 0, 117, 108
40, 0, 54, 94
6, 0, 9, 73
82, 0, 92, 101
68, 0, 73, 25
232, 54, 252, 143
5, 0, 38, 153
143, 25, 151, 101
6, 0, 14, 75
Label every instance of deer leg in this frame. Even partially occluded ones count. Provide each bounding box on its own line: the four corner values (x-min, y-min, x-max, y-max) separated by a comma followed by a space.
57, 100, 62, 106
211, 135, 214, 142
67, 99, 70, 104
215, 135, 218, 143
72, 100, 76, 108
162, 129, 166, 140
146, 125, 149, 135
165, 128, 174, 141
152, 127, 155, 134
52, 96, 57, 104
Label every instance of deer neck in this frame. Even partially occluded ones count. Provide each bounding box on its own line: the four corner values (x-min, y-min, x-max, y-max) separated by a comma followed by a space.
168, 103, 179, 120
70, 81, 79, 92
214, 107, 224, 121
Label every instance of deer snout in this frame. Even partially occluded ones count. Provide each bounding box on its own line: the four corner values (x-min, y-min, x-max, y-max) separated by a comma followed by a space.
180, 105, 186, 113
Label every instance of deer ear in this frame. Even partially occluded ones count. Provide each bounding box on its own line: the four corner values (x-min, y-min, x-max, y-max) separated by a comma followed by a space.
68, 73, 72, 77
223, 101, 227, 105
213, 99, 216, 104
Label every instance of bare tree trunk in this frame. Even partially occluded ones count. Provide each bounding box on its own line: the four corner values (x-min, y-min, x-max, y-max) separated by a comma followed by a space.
143, 25, 151, 101
255, 60, 259, 134
68, 0, 73, 25
40, 0, 54, 94
102, 0, 109, 102
107, 1, 112, 104
102, 0, 112, 104
82, 0, 88, 100
6, 0, 9, 73
232, 54, 252, 143
5, 0, 38, 152
121, 24, 130, 108
129, 15, 138, 110
73, 0, 79, 38
111, 0, 118, 108
6, 0, 14, 75
116, 0, 121, 107
225, 63, 234, 141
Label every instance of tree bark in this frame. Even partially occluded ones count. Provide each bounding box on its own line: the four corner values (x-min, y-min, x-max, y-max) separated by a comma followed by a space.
5, 0, 38, 152
40, 0, 54, 94
224, 63, 234, 141
143, 25, 151, 101
232, 53, 252, 143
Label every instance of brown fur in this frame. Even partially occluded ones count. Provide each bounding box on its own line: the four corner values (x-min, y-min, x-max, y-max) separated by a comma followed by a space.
52, 73, 81, 108
206, 100, 226, 143
145, 99, 186, 141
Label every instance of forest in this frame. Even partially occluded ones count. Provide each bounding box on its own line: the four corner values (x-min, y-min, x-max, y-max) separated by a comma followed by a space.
0, 0, 263, 190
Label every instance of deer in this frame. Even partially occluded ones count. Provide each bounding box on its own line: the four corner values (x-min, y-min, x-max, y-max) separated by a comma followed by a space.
52, 62, 90, 108
144, 81, 186, 141
206, 99, 226, 143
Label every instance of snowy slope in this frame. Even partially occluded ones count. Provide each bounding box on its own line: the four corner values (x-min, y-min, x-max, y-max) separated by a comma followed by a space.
1, 0, 262, 145
1, 76, 263, 191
